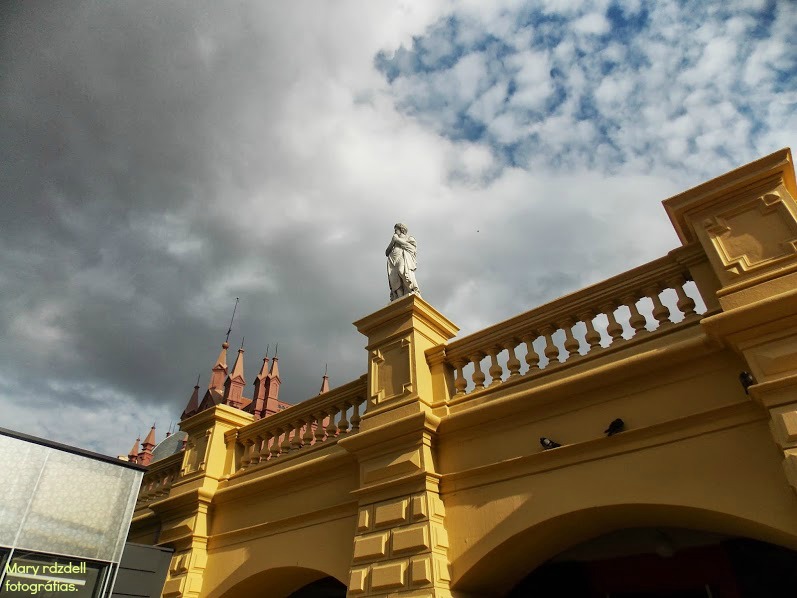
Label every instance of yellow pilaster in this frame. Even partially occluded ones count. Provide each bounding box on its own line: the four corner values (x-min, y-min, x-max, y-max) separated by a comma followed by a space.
152, 405, 253, 598
344, 295, 464, 597
665, 148, 797, 494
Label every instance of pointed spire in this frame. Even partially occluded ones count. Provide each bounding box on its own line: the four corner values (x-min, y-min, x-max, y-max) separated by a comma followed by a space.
142, 424, 156, 448
209, 341, 229, 390
249, 350, 270, 420
263, 346, 282, 414
230, 346, 245, 379
181, 376, 201, 420
128, 437, 140, 463
224, 343, 246, 409
319, 363, 329, 395
269, 352, 280, 381
138, 425, 156, 466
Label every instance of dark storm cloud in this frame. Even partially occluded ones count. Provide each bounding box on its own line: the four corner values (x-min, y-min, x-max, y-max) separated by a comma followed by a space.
0, 2, 319, 420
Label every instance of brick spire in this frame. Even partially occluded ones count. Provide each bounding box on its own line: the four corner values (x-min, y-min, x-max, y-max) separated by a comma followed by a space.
181, 376, 201, 420
138, 425, 156, 466
128, 437, 140, 463
263, 346, 283, 415
223, 341, 246, 409
249, 352, 270, 420
266, 356, 281, 397
209, 341, 229, 391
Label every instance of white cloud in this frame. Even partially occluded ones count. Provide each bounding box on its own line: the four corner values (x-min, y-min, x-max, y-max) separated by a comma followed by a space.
572, 12, 611, 36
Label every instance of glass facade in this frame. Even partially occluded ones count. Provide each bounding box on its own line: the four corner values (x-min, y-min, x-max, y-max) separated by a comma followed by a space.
0, 429, 144, 597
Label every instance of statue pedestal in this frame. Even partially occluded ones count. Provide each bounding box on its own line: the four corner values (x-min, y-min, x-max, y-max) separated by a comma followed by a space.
353, 294, 459, 431
342, 295, 463, 597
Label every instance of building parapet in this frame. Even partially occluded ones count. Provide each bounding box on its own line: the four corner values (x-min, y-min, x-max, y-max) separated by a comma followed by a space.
438, 244, 716, 403
226, 374, 368, 476
137, 451, 183, 507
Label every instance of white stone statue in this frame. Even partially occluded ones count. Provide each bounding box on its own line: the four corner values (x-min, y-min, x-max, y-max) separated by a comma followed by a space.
386, 223, 421, 301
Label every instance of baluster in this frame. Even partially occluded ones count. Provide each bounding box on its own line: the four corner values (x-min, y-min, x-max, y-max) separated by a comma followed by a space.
645, 284, 671, 327
471, 353, 486, 390
240, 439, 253, 469
601, 302, 624, 343
269, 430, 282, 459
326, 407, 339, 438
280, 427, 292, 455
314, 411, 327, 443
253, 433, 269, 464
453, 360, 468, 396
350, 398, 363, 433
338, 402, 350, 435
623, 293, 647, 335
579, 311, 602, 351
504, 340, 522, 378
561, 318, 580, 359
523, 333, 540, 373
669, 274, 697, 319
303, 418, 315, 446
487, 347, 504, 387
291, 421, 304, 451
540, 326, 559, 364
249, 436, 263, 466
249, 437, 261, 466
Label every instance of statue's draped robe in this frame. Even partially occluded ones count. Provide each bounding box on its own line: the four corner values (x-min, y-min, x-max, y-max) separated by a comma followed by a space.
387, 235, 419, 300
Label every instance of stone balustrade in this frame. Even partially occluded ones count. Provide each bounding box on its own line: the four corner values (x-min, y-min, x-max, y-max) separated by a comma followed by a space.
137, 451, 182, 506
441, 245, 711, 400
230, 375, 367, 475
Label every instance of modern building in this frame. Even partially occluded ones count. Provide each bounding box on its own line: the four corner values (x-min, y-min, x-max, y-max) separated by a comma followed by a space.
0, 426, 166, 597
129, 149, 797, 597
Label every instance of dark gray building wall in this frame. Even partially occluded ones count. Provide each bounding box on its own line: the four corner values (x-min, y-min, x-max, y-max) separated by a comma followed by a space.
112, 543, 173, 598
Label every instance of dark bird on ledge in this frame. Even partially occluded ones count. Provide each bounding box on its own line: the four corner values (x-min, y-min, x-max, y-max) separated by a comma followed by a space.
605, 418, 625, 436
739, 371, 756, 394
540, 437, 561, 450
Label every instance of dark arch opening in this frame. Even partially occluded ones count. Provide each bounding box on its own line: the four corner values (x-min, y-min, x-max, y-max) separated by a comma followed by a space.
507, 527, 797, 597
287, 576, 347, 598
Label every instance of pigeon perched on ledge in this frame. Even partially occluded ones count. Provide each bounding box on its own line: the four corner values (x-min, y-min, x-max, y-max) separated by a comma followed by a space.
605, 418, 625, 436
540, 437, 561, 450
739, 371, 756, 394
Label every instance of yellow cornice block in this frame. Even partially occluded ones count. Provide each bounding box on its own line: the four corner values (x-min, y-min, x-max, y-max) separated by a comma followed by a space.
664, 148, 795, 245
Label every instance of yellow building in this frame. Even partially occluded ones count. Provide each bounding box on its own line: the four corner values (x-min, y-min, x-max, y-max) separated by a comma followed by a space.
130, 149, 797, 597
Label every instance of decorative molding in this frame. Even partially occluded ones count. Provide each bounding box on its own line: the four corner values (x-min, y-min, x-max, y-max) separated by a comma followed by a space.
703, 192, 797, 277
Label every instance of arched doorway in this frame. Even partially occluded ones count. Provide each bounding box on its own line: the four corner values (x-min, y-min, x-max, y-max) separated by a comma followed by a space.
216, 567, 347, 598
507, 527, 797, 597
287, 576, 347, 598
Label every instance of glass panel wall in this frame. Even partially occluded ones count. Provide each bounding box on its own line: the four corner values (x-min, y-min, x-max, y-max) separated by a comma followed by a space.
0, 429, 144, 598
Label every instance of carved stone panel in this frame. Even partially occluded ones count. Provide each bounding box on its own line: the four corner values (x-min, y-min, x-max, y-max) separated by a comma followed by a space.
370, 336, 413, 405
703, 192, 797, 277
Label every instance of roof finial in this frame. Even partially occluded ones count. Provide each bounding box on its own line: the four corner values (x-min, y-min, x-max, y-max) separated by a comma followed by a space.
325, 362, 328, 376
274, 342, 278, 357
225, 297, 240, 344
265, 344, 269, 357
195, 373, 201, 388
240, 336, 245, 350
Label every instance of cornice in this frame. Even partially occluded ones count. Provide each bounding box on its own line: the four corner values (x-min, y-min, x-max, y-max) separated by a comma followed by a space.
338, 410, 441, 456
663, 148, 795, 245
353, 294, 459, 341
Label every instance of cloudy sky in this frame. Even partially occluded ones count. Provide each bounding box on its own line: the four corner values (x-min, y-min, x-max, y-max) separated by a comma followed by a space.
2, 0, 795, 456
